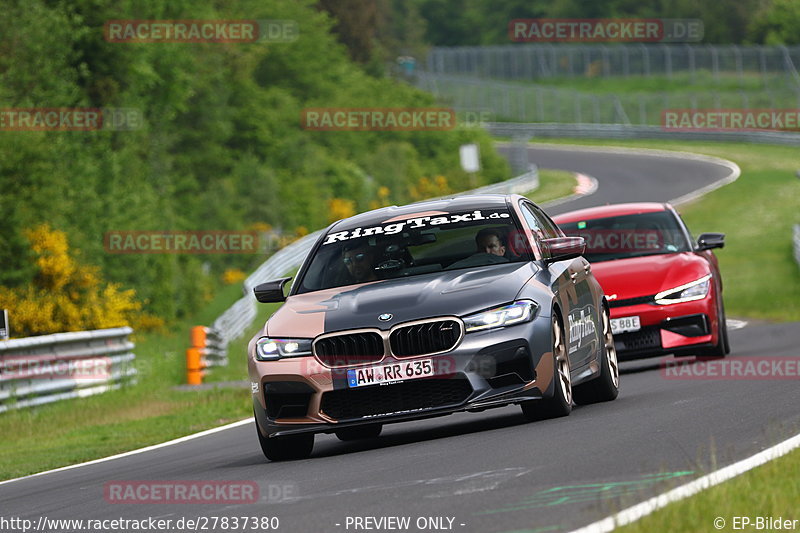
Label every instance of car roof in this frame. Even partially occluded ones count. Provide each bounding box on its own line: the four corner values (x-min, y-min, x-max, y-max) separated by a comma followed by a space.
551, 202, 671, 224
331, 194, 517, 230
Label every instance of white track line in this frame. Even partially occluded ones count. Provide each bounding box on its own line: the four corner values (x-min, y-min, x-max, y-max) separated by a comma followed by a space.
0, 143, 742, 487
726, 319, 748, 331
527, 142, 764, 533
525, 142, 742, 207
567, 430, 800, 533
0, 418, 253, 486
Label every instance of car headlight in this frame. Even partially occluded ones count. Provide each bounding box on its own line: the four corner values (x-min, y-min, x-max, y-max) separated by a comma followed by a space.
463, 300, 538, 332
255, 337, 313, 360
654, 274, 712, 305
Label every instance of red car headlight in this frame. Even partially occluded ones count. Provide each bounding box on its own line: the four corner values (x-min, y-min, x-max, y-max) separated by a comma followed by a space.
654, 274, 712, 305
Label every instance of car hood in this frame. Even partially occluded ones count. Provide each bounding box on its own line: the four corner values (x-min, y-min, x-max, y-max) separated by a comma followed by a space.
266, 262, 537, 337
590, 253, 710, 300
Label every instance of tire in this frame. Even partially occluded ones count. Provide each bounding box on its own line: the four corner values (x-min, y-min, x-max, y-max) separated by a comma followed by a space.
707, 292, 730, 358
256, 418, 314, 461
521, 316, 572, 421
335, 424, 383, 441
573, 305, 620, 405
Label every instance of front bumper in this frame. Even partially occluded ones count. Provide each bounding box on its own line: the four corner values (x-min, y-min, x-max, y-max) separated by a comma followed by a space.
249, 319, 555, 438
610, 294, 718, 360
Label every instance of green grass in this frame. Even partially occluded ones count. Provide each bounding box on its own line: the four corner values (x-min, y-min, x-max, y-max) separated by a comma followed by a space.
529, 138, 800, 322
617, 447, 800, 533
1, 138, 796, 479
519, 71, 795, 94
0, 169, 575, 479
524, 138, 800, 531
524, 168, 579, 204
0, 170, 577, 480
0, 281, 280, 480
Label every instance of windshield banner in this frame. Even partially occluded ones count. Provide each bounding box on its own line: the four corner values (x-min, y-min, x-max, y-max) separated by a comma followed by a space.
323, 210, 511, 245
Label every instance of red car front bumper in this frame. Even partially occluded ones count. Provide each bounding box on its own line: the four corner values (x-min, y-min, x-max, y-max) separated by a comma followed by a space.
609, 289, 719, 359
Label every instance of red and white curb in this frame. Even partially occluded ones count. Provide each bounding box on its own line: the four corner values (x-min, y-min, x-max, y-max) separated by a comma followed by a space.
543, 173, 599, 208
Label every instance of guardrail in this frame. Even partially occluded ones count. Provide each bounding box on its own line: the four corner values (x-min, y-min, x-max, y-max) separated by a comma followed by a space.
209, 159, 539, 346
483, 122, 800, 146
794, 225, 800, 270
210, 231, 323, 345
0, 327, 136, 413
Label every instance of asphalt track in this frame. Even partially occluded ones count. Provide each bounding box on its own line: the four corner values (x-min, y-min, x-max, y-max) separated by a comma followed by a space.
2, 145, 799, 533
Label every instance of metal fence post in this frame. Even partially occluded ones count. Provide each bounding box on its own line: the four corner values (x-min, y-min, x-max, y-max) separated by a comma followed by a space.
734, 45, 743, 83
664, 44, 673, 79
711, 43, 719, 81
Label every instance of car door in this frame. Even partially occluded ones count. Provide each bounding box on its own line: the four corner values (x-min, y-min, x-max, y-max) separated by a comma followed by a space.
520, 201, 597, 370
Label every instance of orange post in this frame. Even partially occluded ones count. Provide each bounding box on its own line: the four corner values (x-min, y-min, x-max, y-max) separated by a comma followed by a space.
187, 326, 209, 385
186, 347, 203, 385
190, 326, 207, 348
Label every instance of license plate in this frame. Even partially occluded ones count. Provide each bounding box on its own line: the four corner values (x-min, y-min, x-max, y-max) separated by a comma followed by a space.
347, 359, 434, 388
611, 316, 641, 334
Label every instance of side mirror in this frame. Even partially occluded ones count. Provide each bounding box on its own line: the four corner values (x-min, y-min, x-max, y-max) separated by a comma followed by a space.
253, 277, 292, 303
541, 237, 586, 262
697, 233, 725, 251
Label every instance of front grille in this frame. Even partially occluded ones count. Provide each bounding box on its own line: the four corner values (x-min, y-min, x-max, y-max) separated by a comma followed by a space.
615, 326, 661, 352
320, 378, 473, 420
390, 320, 461, 357
314, 332, 384, 367
609, 295, 655, 308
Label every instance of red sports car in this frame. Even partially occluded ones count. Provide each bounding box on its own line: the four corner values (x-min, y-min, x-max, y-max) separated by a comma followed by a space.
553, 203, 729, 360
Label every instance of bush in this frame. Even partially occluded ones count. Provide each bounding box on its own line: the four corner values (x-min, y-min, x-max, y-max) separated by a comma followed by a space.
0, 224, 162, 337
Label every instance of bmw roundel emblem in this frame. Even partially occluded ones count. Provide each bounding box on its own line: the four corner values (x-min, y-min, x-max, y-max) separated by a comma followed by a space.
378, 313, 393, 322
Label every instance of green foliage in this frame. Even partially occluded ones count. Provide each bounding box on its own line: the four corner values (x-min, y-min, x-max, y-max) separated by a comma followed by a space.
0, 0, 509, 325
409, 0, 779, 45
748, 0, 800, 45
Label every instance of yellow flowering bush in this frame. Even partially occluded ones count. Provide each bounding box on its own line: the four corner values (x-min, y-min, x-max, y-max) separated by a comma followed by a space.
222, 268, 247, 285
410, 175, 451, 201
247, 222, 272, 233
0, 224, 162, 337
369, 186, 393, 210
328, 198, 356, 223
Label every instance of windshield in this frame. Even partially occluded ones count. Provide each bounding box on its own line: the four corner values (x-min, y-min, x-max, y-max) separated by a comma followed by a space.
558, 211, 692, 262
296, 208, 530, 293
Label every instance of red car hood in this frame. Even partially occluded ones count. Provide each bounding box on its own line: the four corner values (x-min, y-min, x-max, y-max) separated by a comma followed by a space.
590, 253, 710, 300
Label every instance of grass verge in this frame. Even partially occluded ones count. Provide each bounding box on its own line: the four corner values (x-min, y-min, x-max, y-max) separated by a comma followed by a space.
616, 446, 800, 533
524, 168, 579, 204
0, 282, 282, 480
1, 140, 796, 480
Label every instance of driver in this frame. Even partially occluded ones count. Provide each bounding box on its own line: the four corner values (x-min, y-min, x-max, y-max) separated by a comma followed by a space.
342, 243, 378, 282
475, 228, 507, 257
